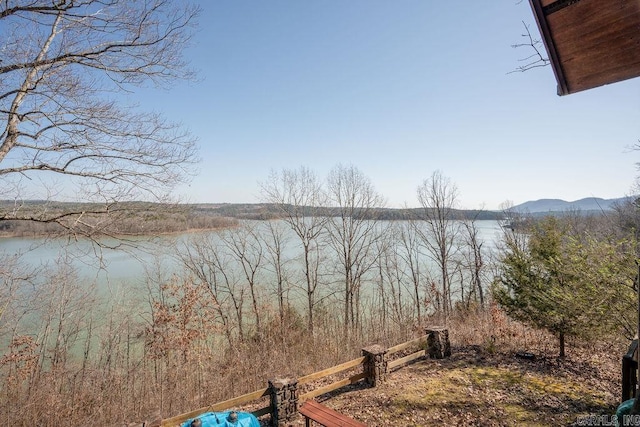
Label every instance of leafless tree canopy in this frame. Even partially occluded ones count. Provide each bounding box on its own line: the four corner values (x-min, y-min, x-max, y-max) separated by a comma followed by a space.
326, 164, 386, 335
416, 170, 460, 319
0, 0, 200, 233
260, 167, 329, 332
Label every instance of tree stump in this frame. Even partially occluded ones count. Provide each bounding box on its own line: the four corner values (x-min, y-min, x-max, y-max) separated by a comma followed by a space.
426, 327, 451, 359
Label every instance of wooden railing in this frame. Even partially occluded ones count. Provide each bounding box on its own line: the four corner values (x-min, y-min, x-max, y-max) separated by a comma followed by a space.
387, 336, 427, 370
298, 356, 368, 402
622, 339, 638, 402
160, 388, 271, 426
156, 331, 444, 427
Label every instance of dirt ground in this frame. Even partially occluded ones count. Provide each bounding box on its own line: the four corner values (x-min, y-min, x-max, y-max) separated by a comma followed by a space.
281, 344, 622, 427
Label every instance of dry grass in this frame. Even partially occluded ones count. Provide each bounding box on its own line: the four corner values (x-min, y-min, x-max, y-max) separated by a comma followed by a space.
0, 301, 625, 426
283, 309, 624, 427
315, 344, 619, 426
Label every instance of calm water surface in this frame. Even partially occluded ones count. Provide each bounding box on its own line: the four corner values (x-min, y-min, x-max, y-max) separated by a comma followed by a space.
0, 220, 504, 287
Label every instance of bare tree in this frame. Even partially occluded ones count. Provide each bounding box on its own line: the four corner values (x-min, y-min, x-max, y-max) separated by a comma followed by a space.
326, 164, 386, 337
416, 171, 460, 320
177, 235, 245, 344
396, 219, 426, 324
221, 224, 265, 336
260, 220, 292, 334
459, 211, 488, 308
261, 167, 328, 333
0, 0, 199, 237
373, 227, 413, 331
0, 254, 36, 330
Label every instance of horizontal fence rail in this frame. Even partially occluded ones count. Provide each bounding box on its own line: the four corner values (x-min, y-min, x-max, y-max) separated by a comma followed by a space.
152, 329, 449, 427
298, 356, 366, 386
300, 372, 368, 402
387, 336, 426, 355
161, 388, 269, 427
388, 349, 426, 370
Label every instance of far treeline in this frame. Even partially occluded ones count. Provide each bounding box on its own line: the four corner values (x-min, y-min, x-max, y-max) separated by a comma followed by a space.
0, 200, 505, 238
0, 200, 237, 238
193, 203, 505, 221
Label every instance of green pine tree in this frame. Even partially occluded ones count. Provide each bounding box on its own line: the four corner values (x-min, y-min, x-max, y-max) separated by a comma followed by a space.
493, 216, 636, 357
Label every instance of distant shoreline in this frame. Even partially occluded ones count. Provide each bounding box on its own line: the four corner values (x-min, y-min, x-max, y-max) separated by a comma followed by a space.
3, 199, 623, 240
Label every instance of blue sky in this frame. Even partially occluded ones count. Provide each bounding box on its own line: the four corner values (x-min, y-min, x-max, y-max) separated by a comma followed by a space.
139, 1, 640, 210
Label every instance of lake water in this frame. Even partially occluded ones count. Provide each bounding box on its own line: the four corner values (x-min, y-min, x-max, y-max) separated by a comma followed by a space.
0, 219, 505, 291
0, 219, 506, 353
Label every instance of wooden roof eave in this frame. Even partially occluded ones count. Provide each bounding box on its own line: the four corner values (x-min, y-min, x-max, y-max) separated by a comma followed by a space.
529, 0, 570, 96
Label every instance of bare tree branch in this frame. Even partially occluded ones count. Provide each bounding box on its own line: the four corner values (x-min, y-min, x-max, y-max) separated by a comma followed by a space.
508, 21, 550, 74
0, 0, 201, 238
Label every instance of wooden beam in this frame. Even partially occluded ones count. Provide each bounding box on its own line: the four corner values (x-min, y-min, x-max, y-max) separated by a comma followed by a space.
529, 0, 569, 95
387, 335, 426, 355
160, 388, 269, 426
388, 350, 426, 370
298, 357, 365, 386
299, 400, 366, 427
299, 372, 367, 402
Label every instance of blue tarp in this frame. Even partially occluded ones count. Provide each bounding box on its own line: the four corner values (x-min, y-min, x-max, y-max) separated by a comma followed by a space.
181, 411, 260, 427
615, 399, 635, 427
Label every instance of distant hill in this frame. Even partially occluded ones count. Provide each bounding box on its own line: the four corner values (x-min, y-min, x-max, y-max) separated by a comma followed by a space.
511, 196, 633, 214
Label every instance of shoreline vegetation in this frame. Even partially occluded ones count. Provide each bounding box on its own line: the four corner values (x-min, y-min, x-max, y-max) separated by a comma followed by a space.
0, 200, 504, 239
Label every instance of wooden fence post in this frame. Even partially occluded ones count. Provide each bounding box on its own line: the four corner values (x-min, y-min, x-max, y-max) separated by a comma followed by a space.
426, 327, 451, 359
623, 339, 638, 402
362, 344, 387, 387
268, 377, 298, 426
